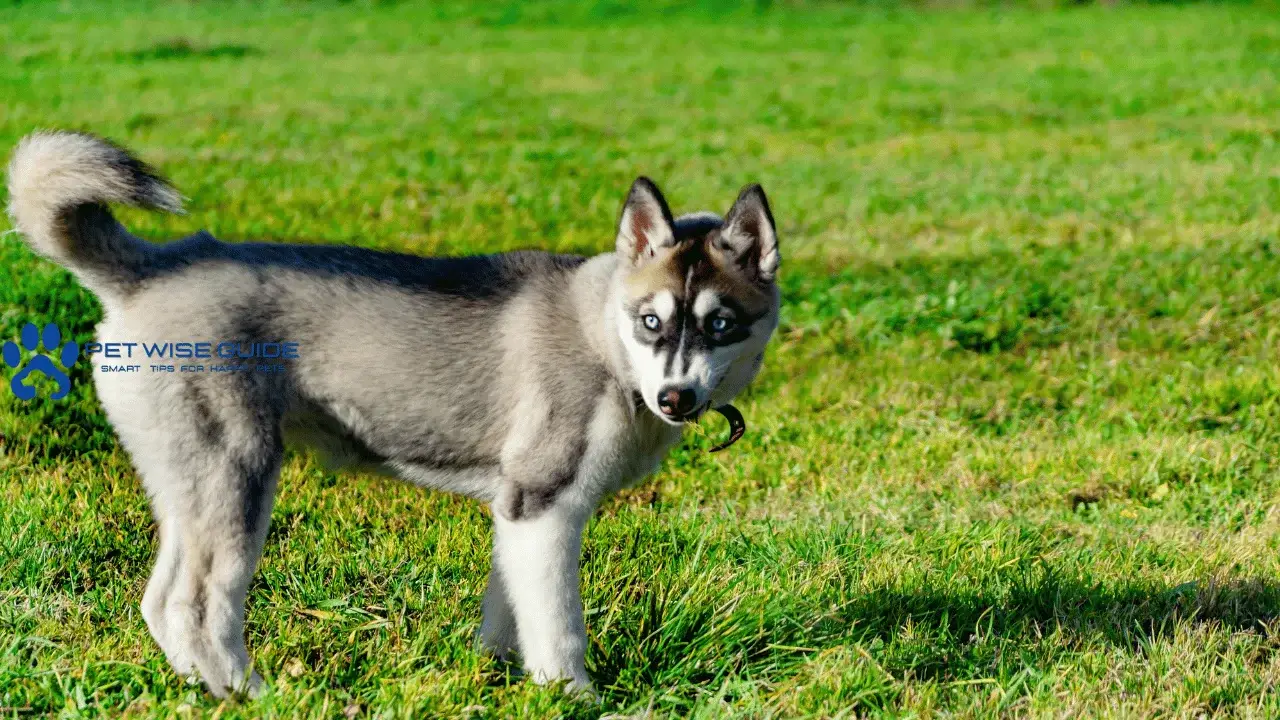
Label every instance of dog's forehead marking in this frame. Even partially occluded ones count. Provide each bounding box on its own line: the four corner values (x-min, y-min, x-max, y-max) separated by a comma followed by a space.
651, 290, 676, 321
693, 290, 720, 318
627, 236, 775, 320
700, 254, 775, 317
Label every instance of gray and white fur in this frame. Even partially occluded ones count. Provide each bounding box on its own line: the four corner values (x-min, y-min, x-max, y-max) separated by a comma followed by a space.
6, 131, 781, 698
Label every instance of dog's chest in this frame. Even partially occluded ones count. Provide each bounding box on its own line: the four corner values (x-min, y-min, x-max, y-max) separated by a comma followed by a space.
592, 406, 683, 493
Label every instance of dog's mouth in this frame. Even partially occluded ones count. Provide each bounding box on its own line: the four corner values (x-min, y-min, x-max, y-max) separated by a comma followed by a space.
632, 393, 745, 451
675, 401, 712, 424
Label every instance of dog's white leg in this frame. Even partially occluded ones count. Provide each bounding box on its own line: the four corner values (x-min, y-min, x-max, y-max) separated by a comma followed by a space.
491, 503, 592, 693
165, 540, 257, 698
141, 517, 197, 675
478, 562, 518, 661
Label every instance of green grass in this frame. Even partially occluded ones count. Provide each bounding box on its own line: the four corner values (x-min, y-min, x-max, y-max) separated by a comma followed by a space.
3, 0, 1280, 716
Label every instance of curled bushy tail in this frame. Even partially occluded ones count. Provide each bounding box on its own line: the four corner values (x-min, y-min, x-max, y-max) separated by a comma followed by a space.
7, 131, 183, 296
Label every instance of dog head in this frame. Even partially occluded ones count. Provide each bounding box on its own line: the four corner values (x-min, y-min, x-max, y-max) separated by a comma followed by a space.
611, 177, 780, 425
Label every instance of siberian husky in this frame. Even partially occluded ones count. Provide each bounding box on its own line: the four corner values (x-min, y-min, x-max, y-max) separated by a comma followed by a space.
6, 131, 781, 697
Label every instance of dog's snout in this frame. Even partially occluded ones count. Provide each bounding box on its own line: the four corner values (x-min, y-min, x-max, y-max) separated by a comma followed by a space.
657, 387, 697, 418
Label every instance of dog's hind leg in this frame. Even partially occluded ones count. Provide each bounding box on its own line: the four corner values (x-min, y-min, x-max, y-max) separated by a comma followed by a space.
113, 376, 284, 698
141, 518, 196, 676
159, 431, 281, 699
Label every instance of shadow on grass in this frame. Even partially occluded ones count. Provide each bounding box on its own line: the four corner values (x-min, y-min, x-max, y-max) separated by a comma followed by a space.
833, 575, 1278, 681
590, 571, 1280, 697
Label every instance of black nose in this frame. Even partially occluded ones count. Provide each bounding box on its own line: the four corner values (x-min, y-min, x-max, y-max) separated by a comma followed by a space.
657, 387, 698, 417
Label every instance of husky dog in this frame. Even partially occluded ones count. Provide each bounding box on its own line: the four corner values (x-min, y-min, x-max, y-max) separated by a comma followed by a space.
6, 132, 781, 698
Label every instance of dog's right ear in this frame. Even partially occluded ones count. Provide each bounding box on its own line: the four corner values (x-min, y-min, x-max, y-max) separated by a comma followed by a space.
616, 177, 676, 265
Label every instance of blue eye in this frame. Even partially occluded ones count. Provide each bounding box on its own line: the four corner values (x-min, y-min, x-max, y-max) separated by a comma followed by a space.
710, 317, 731, 333
643, 314, 661, 331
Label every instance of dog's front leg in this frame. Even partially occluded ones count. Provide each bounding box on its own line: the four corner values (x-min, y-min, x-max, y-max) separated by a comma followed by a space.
490, 490, 593, 694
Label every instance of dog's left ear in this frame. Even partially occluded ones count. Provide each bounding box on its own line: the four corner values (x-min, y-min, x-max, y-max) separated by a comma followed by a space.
715, 184, 779, 283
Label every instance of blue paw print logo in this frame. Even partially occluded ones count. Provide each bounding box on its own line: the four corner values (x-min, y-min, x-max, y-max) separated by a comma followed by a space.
2, 323, 79, 401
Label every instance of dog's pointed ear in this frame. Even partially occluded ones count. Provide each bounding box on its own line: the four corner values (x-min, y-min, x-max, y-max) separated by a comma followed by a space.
714, 184, 779, 283
617, 177, 676, 264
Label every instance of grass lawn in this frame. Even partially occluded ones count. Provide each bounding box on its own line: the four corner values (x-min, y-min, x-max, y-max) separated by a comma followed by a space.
4, 0, 1280, 716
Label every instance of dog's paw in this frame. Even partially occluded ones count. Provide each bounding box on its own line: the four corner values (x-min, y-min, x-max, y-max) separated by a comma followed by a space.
476, 622, 519, 662
241, 671, 265, 699
532, 672, 597, 701
3, 322, 79, 401
566, 677, 598, 702
204, 669, 264, 701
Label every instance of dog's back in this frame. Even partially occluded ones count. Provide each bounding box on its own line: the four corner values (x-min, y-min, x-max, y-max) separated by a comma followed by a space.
7, 131, 599, 490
